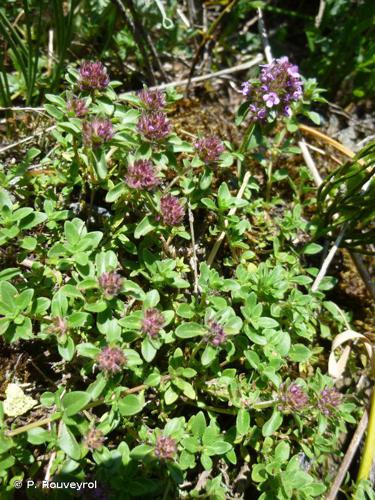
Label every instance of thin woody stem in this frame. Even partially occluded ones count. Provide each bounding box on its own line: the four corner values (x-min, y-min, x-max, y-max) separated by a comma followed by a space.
6, 375, 172, 438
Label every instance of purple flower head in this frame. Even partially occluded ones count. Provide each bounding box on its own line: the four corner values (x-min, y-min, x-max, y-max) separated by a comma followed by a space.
126, 160, 160, 190
318, 387, 342, 416
154, 435, 177, 460
84, 428, 106, 451
138, 88, 166, 111
141, 308, 165, 337
67, 97, 88, 117
98, 271, 123, 298
83, 119, 114, 148
160, 194, 185, 226
194, 135, 225, 164
97, 346, 126, 374
279, 383, 309, 412
138, 111, 171, 141
241, 56, 303, 123
79, 61, 109, 91
207, 320, 226, 347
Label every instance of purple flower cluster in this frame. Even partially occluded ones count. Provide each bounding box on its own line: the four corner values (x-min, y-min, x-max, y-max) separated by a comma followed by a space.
279, 383, 309, 411
67, 97, 88, 117
126, 160, 160, 190
141, 308, 165, 337
195, 135, 225, 163
241, 56, 303, 122
318, 387, 342, 416
97, 346, 126, 374
138, 88, 166, 111
207, 320, 226, 347
79, 61, 109, 91
160, 194, 185, 226
154, 435, 177, 460
98, 271, 123, 298
83, 119, 114, 148
138, 111, 171, 141
84, 428, 106, 451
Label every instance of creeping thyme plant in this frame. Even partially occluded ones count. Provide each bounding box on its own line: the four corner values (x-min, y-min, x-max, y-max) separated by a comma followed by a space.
0, 59, 362, 499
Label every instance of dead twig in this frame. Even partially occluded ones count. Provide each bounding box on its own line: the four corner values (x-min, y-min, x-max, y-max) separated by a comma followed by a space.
315, 0, 326, 28
185, 0, 240, 93
0, 125, 56, 155
350, 252, 375, 302
0, 106, 45, 113
257, 8, 273, 64
299, 124, 356, 159
119, 55, 263, 95
299, 139, 323, 186
112, 0, 156, 85
124, 0, 169, 81
326, 409, 368, 499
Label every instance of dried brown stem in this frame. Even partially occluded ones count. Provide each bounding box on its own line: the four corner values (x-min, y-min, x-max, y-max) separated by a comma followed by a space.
326, 409, 368, 500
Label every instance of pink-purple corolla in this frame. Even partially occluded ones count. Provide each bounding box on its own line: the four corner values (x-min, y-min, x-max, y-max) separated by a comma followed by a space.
160, 194, 185, 226
154, 435, 177, 460
98, 272, 123, 298
138, 88, 166, 111
195, 135, 225, 163
67, 97, 88, 117
241, 56, 303, 122
83, 119, 114, 148
207, 320, 226, 347
84, 428, 106, 451
317, 387, 342, 416
279, 383, 309, 412
126, 160, 160, 190
79, 61, 109, 91
137, 111, 171, 141
51, 316, 68, 336
141, 308, 165, 337
97, 346, 126, 374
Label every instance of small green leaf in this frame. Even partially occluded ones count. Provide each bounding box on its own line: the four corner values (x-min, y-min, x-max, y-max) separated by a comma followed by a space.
118, 395, 144, 416
175, 322, 206, 339
262, 410, 283, 437
62, 391, 91, 417
236, 408, 250, 436
60, 284, 83, 299
58, 337, 75, 361
45, 104, 64, 120
58, 422, 81, 460
141, 336, 157, 362
68, 312, 89, 328
93, 148, 108, 179
289, 344, 311, 362
27, 427, 51, 445
205, 441, 232, 456
134, 216, 155, 239
105, 182, 126, 203
201, 344, 217, 366
144, 372, 161, 387
130, 444, 153, 459
303, 243, 323, 255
